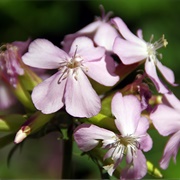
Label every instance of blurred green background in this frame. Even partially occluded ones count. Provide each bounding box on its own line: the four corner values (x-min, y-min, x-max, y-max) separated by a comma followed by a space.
0, 0, 180, 179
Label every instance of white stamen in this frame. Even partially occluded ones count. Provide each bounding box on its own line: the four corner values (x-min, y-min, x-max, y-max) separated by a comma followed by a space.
147, 35, 168, 64
57, 45, 88, 84
102, 134, 140, 163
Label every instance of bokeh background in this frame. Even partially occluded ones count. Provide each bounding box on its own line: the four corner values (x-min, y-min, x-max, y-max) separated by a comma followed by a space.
0, 0, 180, 179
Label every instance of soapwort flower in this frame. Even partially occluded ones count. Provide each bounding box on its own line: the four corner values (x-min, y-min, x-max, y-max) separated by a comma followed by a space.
74, 92, 152, 179
150, 93, 180, 169
22, 36, 119, 117
0, 39, 30, 87
112, 17, 176, 93
62, 6, 119, 52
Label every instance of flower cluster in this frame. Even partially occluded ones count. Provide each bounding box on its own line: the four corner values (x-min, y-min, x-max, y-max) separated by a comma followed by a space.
0, 6, 179, 179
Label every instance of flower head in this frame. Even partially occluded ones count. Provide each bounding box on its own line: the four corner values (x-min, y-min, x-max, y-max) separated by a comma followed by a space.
62, 7, 119, 52
22, 37, 119, 117
112, 17, 176, 93
74, 92, 152, 179
0, 39, 30, 87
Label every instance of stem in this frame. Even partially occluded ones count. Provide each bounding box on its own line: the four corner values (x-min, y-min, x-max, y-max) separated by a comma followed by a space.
61, 118, 74, 179
61, 138, 73, 178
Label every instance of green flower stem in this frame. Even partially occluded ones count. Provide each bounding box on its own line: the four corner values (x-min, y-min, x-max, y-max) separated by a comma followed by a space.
61, 120, 73, 179
0, 114, 26, 132
86, 113, 117, 132
19, 67, 42, 91
26, 111, 55, 133
12, 81, 35, 111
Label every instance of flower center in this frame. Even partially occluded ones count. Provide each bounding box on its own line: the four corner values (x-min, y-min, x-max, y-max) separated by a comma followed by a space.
146, 35, 168, 63
102, 134, 139, 162
57, 46, 87, 84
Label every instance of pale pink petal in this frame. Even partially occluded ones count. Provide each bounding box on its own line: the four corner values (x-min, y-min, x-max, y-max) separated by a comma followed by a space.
156, 60, 176, 85
111, 17, 145, 46
135, 117, 153, 152
121, 150, 147, 179
65, 68, 100, 118
111, 93, 141, 135
139, 134, 153, 152
113, 37, 147, 64
74, 123, 116, 152
94, 23, 119, 51
145, 60, 169, 93
136, 29, 143, 39
84, 55, 119, 86
61, 21, 102, 52
135, 117, 150, 136
78, 20, 102, 33
12, 38, 31, 55
150, 104, 180, 136
69, 37, 105, 62
160, 131, 180, 169
163, 93, 180, 111
22, 39, 69, 69
32, 72, 66, 114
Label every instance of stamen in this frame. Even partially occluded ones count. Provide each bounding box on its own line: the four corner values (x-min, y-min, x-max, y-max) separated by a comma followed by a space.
153, 34, 168, 50
149, 34, 154, 43
57, 68, 69, 84
73, 45, 78, 59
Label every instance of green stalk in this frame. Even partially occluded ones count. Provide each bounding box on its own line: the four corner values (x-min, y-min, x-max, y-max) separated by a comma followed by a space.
61, 118, 73, 179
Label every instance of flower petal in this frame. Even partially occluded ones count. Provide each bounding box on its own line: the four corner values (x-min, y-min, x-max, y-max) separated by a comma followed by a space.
145, 60, 169, 93
111, 17, 145, 46
85, 55, 119, 86
32, 72, 66, 114
65, 68, 100, 118
113, 37, 147, 64
156, 60, 176, 85
160, 131, 180, 169
94, 22, 119, 51
135, 117, 153, 152
69, 37, 105, 62
22, 39, 69, 69
121, 150, 147, 179
74, 123, 116, 152
111, 92, 141, 135
150, 104, 180, 136
163, 92, 180, 111
135, 117, 150, 136
61, 21, 103, 52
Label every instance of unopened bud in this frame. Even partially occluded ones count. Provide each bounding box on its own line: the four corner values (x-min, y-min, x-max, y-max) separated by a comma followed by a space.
14, 126, 31, 143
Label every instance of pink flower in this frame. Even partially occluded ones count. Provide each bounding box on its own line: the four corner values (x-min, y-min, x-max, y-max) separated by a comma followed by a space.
62, 8, 119, 52
22, 37, 119, 117
0, 39, 30, 87
112, 17, 176, 94
150, 93, 180, 169
74, 92, 152, 179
